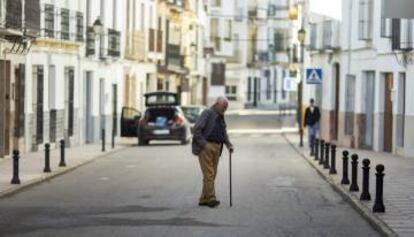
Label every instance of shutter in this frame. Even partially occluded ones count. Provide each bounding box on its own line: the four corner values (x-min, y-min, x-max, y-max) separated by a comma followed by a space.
392, 19, 401, 50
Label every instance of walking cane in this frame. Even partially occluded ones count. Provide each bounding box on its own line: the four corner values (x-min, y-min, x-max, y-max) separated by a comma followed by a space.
229, 151, 233, 207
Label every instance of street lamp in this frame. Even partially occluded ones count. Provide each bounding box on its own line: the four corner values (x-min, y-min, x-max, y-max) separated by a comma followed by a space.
93, 17, 104, 35
297, 28, 306, 147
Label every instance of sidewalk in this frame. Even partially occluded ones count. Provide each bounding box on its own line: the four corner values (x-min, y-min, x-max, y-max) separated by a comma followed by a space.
0, 139, 134, 198
284, 133, 414, 237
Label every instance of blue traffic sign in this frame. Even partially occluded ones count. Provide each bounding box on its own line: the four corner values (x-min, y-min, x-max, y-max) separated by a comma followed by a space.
306, 68, 323, 84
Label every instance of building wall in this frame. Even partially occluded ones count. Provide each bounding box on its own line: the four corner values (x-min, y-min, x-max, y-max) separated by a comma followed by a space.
306, 0, 414, 158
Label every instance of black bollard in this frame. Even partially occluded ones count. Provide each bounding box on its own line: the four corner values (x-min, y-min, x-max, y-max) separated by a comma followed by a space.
59, 139, 66, 167
349, 154, 359, 192
360, 159, 371, 201
11, 150, 21, 184
341, 150, 350, 184
329, 144, 337, 174
111, 128, 115, 149
102, 128, 106, 152
324, 143, 330, 169
44, 143, 51, 173
319, 140, 325, 165
314, 139, 319, 161
373, 164, 386, 213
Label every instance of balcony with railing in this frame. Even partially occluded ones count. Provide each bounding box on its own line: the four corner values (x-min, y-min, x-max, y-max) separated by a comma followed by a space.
39, 4, 83, 42
0, 0, 40, 37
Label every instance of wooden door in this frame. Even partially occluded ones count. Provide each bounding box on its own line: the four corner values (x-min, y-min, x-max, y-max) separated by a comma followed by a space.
0, 60, 11, 156
383, 73, 393, 152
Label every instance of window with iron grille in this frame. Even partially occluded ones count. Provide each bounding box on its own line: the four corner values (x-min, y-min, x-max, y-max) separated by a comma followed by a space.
61, 8, 70, 40
5, 0, 22, 30
76, 12, 84, 41
380, 0, 392, 38
44, 4, 54, 38
108, 29, 121, 57
86, 27, 95, 56
274, 31, 287, 52
225, 85, 237, 101
358, 0, 373, 40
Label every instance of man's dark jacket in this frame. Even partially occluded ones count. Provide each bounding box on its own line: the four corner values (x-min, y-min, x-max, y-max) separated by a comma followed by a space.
192, 107, 232, 156
304, 106, 321, 127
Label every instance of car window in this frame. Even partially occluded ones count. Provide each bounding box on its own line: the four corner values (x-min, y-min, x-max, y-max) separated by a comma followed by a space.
145, 93, 178, 106
122, 107, 140, 119
182, 107, 200, 123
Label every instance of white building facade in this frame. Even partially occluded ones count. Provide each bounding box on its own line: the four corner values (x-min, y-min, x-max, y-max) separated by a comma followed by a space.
305, 0, 414, 157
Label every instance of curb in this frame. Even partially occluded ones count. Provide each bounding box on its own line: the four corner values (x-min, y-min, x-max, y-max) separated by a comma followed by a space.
0, 147, 127, 199
282, 134, 397, 237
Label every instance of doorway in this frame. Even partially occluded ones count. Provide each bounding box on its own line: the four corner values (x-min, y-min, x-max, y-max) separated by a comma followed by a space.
383, 73, 393, 152
32, 65, 44, 147
14, 64, 25, 149
0, 60, 11, 157
396, 72, 406, 148
332, 63, 340, 141
84, 71, 94, 143
362, 71, 375, 148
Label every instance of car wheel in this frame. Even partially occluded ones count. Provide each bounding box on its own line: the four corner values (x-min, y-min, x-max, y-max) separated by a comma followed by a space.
181, 138, 189, 145
139, 138, 148, 146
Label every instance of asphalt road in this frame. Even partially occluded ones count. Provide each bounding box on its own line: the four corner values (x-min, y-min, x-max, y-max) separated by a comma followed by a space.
0, 113, 380, 237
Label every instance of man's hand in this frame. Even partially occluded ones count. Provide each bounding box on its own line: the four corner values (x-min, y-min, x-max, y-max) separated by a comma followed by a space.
229, 146, 234, 153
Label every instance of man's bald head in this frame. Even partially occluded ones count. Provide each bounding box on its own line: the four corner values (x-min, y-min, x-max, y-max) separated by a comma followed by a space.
214, 96, 229, 115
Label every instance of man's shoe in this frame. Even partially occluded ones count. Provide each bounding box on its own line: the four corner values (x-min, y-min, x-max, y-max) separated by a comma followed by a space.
198, 202, 209, 207
207, 200, 220, 208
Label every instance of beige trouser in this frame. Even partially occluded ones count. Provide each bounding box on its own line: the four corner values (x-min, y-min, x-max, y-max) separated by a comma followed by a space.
198, 142, 222, 203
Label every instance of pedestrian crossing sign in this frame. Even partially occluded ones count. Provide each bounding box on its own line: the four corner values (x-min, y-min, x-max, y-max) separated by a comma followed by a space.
306, 68, 323, 84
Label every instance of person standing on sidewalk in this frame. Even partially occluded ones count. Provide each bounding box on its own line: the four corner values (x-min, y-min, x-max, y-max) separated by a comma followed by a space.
304, 98, 320, 155
192, 97, 234, 208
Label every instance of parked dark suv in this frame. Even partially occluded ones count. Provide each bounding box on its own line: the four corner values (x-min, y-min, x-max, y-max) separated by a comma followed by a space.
137, 92, 191, 146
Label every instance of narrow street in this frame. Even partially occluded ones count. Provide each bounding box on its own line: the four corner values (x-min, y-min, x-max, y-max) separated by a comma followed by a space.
0, 113, 379, 237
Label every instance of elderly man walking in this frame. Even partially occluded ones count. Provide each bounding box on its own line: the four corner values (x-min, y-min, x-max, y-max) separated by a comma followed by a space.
192, 97, 234, 208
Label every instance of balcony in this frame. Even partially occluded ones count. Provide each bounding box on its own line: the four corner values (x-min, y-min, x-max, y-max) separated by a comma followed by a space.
0, 0, 40, 38
38, 5, 83, 42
